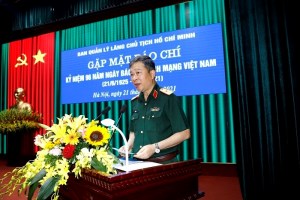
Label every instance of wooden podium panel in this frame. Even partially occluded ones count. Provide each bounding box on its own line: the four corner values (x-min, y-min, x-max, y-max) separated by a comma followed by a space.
59, 159, 204, 200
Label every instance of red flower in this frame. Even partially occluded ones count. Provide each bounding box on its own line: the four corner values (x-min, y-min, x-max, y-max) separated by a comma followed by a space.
63, 144, 76, 159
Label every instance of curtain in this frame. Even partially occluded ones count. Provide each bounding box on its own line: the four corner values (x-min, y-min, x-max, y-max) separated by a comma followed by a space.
0, 45, 9, 110
0, 44, 9, 155
229, 0, 299, 199
7, 33, 55, 151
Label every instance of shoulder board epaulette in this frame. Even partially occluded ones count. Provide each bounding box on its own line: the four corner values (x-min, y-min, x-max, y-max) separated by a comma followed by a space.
160, 88, 173, 95
131, 95, 139, 101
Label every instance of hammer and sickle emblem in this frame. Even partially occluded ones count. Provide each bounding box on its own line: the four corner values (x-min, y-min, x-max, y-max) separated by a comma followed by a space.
15, 54, 28, 68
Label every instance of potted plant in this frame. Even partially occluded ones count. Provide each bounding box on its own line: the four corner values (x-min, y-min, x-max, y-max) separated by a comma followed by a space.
0, 108, 42, 166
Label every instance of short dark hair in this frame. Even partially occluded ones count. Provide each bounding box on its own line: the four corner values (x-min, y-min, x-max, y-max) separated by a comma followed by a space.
129, 55, 155, 72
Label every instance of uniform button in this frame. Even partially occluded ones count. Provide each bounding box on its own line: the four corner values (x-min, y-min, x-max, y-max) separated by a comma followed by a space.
140, 131, 143, 133
152, 115, 154, 118
142, 116, 145, 119
145, 103, 147, 105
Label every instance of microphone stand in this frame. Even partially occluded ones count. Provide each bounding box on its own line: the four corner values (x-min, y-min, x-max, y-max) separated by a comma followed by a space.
105, 105, 127, 150
94, 106, 111, 121
101, 118, 129, 170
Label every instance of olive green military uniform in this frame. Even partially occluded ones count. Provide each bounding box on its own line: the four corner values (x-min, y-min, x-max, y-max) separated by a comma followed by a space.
129, 84, 190, 162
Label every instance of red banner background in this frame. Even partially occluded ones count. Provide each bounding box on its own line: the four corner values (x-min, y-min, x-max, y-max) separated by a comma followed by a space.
8, 32, 55, 151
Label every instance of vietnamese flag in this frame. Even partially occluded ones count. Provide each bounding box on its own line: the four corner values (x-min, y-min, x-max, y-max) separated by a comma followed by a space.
8, 32, 55, 152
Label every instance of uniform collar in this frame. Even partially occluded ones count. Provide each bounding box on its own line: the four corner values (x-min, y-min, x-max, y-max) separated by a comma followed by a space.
139, 84, 160, 102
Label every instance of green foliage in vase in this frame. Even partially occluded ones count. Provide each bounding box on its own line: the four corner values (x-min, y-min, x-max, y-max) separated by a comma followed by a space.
0, 109, 42, 133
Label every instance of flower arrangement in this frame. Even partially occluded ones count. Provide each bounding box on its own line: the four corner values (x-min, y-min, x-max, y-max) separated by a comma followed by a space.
0, 114, 120, 200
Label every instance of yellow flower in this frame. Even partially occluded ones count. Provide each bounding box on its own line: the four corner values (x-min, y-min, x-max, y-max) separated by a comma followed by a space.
73, 148, 94, 177
50, 124, 67, 142
95, 148, 117, 174
54, 139, 61, 145
86, 120, 99, 128
84, 125, 110, 146
65, 129, 79, 145
63, 115, 87, 131
44, 141, 56, 150
55, 159, 69, 187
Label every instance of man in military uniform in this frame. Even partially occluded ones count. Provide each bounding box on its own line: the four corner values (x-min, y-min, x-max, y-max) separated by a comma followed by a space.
119, 55, 191, 164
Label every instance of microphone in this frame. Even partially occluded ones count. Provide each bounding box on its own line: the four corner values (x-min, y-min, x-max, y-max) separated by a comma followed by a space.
106, 104, 127, 149
115, 104, 127, 127
94, 106, 111, 121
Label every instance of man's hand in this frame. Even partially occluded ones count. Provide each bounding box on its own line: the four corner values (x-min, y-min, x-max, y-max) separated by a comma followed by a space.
133, 144, 155, 159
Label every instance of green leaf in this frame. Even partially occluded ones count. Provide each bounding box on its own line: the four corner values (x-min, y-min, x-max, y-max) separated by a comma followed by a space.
28, 169, 47, 200
29, 169, 46, 186
91, 157, 107, 172
27, 182, 39, 200
37, 177, 60, 200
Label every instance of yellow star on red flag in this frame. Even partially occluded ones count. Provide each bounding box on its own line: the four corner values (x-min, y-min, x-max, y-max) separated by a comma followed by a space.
33, 49, 47, 64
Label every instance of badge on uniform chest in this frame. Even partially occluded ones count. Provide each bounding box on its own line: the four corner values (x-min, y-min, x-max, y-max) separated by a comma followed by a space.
151, 107, 160, 111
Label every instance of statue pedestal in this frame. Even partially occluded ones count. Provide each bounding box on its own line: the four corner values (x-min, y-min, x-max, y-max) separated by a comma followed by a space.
6, 131, 36, 166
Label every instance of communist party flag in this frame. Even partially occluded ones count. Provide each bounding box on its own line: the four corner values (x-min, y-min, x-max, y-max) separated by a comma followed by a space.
8, 32, 55, 151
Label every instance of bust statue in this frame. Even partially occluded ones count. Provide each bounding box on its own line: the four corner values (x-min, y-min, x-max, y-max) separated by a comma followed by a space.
11, 87, 32, 111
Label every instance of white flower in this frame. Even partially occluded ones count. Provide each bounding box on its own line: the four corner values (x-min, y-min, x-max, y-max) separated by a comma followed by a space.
34, 134, 43, 148
49, 146, 62, 156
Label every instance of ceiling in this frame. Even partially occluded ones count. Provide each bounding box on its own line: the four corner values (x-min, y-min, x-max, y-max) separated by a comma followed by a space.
0, 0, 15, 34
0, 0, 188, 43
0, 0, 57, 39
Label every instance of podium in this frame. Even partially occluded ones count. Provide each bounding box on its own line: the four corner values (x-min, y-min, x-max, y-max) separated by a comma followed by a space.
59, 159, 204, 200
